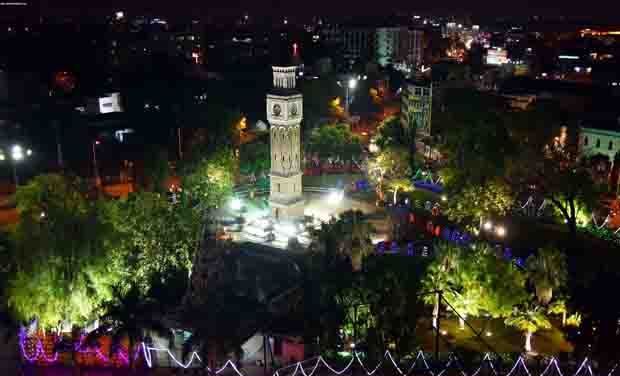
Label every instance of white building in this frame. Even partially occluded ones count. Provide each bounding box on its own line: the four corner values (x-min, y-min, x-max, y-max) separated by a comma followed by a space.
375, 27, 424, 69
579, 118, 620, 161
375, 27, 401, 66
267, 66, 305, 219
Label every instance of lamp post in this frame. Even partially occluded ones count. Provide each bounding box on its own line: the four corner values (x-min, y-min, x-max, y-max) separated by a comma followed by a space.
337, 75, 366, 115
2, 145, 32, 187
92, 140, 101, 188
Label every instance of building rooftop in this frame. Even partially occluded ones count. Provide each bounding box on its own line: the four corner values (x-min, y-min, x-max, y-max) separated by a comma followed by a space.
581, 117, 620, 133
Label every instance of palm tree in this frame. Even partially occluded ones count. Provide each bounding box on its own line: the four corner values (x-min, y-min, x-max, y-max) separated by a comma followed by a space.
526, 247, 567, 305
388, 178, 414, 205
338, 210, 375, 272
308, 210, 374, 272
504, 304, 551, 353
92, 285, 172, 373
422, 242, 463, 328
182, 291, 266, 370
547, 299, 568, 326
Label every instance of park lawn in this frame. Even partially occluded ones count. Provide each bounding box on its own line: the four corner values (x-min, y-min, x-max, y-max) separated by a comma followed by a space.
415, 316, 573, 355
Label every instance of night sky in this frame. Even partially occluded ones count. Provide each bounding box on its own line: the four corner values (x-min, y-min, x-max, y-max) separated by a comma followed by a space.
28, 0, 620, 19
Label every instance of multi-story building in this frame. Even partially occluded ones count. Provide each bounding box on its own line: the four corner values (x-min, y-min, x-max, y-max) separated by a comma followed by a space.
375, 27, 400, 66
398, 28, 424, 68
342, 27, 375, 62
375, 27, 424, 68
401, 78, 433, 163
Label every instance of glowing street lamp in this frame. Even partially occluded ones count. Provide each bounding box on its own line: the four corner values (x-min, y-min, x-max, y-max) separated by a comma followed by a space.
495, 225, 506, 237
337, 75, 366, 115
3, 144, 33, 186
483, 221, 493, 231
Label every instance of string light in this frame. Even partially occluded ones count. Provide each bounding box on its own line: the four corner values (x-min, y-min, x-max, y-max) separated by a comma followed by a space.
471, 353, 498, 376
506, 356, 532, 376
540, 357, 563, 376
17, 333, 612, 376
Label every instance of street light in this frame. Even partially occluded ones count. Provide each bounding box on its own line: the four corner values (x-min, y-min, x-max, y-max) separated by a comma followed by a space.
3, 144, 32, 186
92, 140, 101, 188
337, 75, 366, 115
495, 225, 506, 237
483, 221, 493, 231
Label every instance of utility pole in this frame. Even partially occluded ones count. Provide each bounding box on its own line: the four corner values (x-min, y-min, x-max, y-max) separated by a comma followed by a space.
263, 333, 268, 376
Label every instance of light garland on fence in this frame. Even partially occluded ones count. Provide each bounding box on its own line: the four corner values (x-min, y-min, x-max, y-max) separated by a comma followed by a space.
437, 353, 467, 376
539, 357, 563, 376
406, 350, 433, 375
591, 214, 610, 230
18, 334, 619, 376
505, 356, 532, 376
573, 358, 594, 376
470, 353, 498, 376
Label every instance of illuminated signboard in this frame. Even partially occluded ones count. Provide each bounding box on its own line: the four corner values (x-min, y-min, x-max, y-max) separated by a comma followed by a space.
486, 48, 508, 65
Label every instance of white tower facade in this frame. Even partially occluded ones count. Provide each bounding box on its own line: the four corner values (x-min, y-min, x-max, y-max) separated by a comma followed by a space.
267, 66, 305, 219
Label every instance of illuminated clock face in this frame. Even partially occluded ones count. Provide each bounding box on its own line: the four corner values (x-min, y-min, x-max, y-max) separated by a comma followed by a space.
272, 104, 282, 117
290, 103, 298, 117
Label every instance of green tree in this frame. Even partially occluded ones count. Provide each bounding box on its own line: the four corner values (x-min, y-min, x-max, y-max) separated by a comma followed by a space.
141, 145, 170, 192
337, 210, 375, 272
182, 102, 243, 150
444, 179, 514, 231
422, 242, 463, 328
387, 178, 414, 205
7, 174, 119, 329
308, 210, 374, 272
104, 191, 200, 294
368, 146, 411, 202
305, 123, 363, 163
505, 304, 551, 353
548, 299, 568, 326
526, 246, 567, 305
375, 116, 407, 150
181, 147, 235, 209
93, 284, 173, 373
239, 140, 270, 179
513, 144, 598, 238
435, 89, 515, 187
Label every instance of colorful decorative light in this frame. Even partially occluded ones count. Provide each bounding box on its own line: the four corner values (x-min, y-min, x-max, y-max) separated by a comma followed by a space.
17, 333, 612, 376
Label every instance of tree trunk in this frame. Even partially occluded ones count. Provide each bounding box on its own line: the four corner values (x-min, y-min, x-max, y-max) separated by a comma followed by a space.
459, 315, 466, 330
432, 293, 439, 329
536, 286, 553, 305
524, 331, 533, 353
562, 311, 566, 327
129, 337, 135, 374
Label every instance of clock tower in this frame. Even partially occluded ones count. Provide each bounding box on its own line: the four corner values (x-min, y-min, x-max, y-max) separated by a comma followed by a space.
267, 65, 304, 219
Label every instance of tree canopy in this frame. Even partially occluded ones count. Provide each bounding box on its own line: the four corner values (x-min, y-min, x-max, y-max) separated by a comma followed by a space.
7, 174, 120, 329
305, 123, 363, 162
